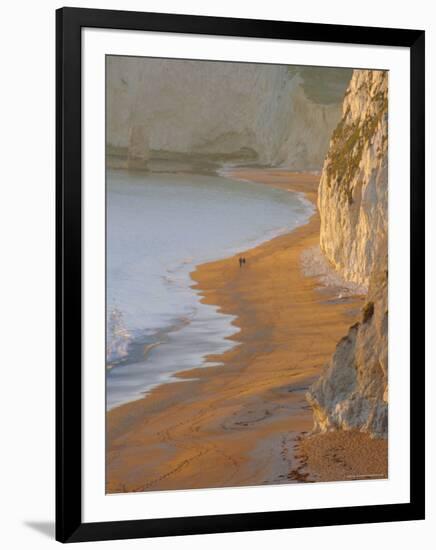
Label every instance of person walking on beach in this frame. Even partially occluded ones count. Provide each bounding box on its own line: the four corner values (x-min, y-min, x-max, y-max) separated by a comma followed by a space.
239, 257, 243, 268
243, 257, 246, 265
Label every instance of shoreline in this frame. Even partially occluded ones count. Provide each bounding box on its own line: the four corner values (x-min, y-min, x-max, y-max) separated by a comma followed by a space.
106, 169, 314, 411
106, 169, 369, 493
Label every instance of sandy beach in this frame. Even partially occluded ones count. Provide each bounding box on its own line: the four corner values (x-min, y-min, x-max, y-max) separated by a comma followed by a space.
106, 169, 386, 494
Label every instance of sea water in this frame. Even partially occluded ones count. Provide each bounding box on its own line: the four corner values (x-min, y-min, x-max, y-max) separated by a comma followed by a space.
106, 169, 314, 410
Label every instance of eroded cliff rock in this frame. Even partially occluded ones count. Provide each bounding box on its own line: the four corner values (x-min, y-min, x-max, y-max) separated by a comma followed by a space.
307, 70, 388, 438
318, 70, 388, 288
106, 57, 351, 171
307, 251, 388, 437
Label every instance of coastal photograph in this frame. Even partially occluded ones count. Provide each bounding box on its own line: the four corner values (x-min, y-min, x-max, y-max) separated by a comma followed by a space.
105, 56, 388, 494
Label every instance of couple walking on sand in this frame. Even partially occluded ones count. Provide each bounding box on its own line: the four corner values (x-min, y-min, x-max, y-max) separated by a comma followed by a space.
239, 257, 246, 267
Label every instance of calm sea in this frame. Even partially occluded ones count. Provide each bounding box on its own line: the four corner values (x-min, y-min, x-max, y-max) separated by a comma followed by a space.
106, 169, 313, 410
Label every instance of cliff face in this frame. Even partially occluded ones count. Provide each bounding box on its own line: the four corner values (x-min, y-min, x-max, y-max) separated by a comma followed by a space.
318, 70, 388, 288
107, 57, 351, 171
307, 70, 388, 438
307, 254, 388, 437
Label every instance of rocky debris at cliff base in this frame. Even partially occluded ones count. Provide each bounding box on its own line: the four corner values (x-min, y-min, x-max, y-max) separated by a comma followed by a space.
300, 245, 368, 297
293, 431, 388, 482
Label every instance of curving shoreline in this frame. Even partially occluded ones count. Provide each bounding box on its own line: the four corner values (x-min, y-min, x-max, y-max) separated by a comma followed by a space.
106, 169, 379, 493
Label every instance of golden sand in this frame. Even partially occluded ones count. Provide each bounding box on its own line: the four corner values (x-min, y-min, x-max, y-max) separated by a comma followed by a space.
106, 169, 385, 493
294, 431, 388, 482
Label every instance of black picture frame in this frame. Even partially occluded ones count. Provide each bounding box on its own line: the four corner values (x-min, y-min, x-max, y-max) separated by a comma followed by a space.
56, 7, 425, 543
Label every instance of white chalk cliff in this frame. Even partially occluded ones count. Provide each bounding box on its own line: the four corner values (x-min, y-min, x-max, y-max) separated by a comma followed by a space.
307, 70, 388, 438
106, 58, 350, 171
318, 70, 388, 288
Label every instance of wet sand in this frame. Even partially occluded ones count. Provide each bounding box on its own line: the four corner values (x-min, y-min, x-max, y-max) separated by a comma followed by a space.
106, 169, 369, 493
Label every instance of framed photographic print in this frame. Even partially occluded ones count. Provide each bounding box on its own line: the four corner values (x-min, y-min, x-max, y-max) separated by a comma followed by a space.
56, 7, 425, 543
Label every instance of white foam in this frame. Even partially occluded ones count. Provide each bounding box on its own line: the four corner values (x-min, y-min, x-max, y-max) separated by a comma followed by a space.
106, 169, 314, 409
